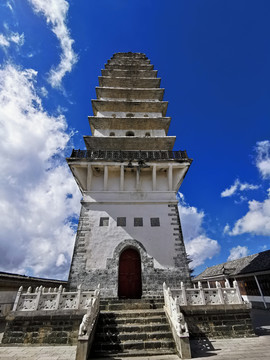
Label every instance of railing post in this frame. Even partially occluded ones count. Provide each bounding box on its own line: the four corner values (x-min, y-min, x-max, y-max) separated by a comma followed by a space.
34, 286, 43, 310
167, 287, 173, 317
198, 281, 206, 305
55, 285, 63, 310
12, 286, 23, 311
216, 281, 225, 304
181, 282, 187, 305
233, 280, 243, 303
77, 284, 82, 309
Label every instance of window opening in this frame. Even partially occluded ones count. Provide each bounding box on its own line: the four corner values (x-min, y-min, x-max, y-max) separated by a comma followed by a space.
100, 217, 109, 226
151, 218, 160, 227
134, 217, 143, 227
117, 217, 126, 227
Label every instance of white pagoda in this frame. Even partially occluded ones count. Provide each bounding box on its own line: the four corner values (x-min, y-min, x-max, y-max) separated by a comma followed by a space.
67, 52, 192, 298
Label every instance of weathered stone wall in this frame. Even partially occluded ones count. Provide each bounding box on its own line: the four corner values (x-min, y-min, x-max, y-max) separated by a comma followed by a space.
2, 311, 84, 345
182, 304, 254, 338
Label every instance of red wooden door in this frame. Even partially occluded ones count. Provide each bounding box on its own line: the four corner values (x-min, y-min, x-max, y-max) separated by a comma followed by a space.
118, 248, 142, 299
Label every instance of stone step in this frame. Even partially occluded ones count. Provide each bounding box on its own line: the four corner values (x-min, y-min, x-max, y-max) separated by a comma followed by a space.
99, 299, 164, 311
100, 298, 164, 304
91, 300, 176, 358
96, 322, 171, 334
98, 310, 167, 321
91, 348, 176, 358
95, 330, 173, 342
97, 316, 169, 326
93, 339, 176, 352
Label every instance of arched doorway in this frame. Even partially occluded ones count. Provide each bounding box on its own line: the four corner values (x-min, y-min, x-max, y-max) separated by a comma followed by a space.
118, 248, 142, 299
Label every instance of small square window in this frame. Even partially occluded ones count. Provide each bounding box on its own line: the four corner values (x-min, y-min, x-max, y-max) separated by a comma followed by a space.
151, 218, 160, 227
117, 217, 126, 227
99, 217, 109, 226
134, 217, 143, 227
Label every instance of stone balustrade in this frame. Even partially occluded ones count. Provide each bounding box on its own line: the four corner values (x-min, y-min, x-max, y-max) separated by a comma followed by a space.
163, 280, 243, 358
170, 280, 243, 306
76, 285, 101, 360
12, 284, 97, 312
163, 282, 191, 359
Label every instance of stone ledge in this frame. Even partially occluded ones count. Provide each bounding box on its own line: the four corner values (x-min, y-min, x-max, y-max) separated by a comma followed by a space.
182, 303, 251, 314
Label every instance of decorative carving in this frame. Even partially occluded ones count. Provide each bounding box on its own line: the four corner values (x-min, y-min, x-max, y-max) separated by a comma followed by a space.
78, 284, 100, 338
79, 312, 91, 336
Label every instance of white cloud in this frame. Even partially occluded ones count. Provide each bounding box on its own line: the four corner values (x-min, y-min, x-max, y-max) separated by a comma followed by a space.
56, 253, 67, 267
0, 64, 81, 279
256, 140, 270, 179
223, 223, 230, 234
178, 194, 220, 268
229, 189, 270, 236
221, 180, 239, 197
227, 245, 249, 261
28, 0, 78, 88
40, 86, 48, 97
221, 179, 259, 198
6, 1, 14, 12
0, 32, 24, 48
0, 34, 9, 47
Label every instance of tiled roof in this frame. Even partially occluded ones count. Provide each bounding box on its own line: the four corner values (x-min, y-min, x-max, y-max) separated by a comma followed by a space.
194, 249, 270, 281
0, 271, 67, 284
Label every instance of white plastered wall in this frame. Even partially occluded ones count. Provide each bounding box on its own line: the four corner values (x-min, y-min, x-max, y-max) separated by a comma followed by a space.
97, 111, 162, 118
93, 129, 166, 137
84, 202, 177, 271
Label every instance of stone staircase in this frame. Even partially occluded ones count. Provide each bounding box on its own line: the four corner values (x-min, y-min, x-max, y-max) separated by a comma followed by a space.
90, 299, 177, 358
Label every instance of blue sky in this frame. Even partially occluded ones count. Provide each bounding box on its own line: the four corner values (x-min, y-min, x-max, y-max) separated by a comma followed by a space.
0, 0, 269, 279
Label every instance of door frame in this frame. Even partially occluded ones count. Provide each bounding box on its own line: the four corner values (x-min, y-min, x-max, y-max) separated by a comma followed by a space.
118, 247, 142, 299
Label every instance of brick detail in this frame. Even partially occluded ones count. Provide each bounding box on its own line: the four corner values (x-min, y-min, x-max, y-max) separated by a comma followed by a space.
2, 313, 83, 345
182, 305, 254, 338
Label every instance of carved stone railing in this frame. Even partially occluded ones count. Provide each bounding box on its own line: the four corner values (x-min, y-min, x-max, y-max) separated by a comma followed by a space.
163, 283, 191, 359
76, 285, 101, 360
12, 284, 96, 312
69, 149, 190, 162
171, 280, 243, 306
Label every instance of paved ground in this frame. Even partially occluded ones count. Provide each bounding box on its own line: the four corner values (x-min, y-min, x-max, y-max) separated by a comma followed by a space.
190, 335, 270, 359
1, 336, 270, 360
0, 309, 269, 360
0, 345, 77, 360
